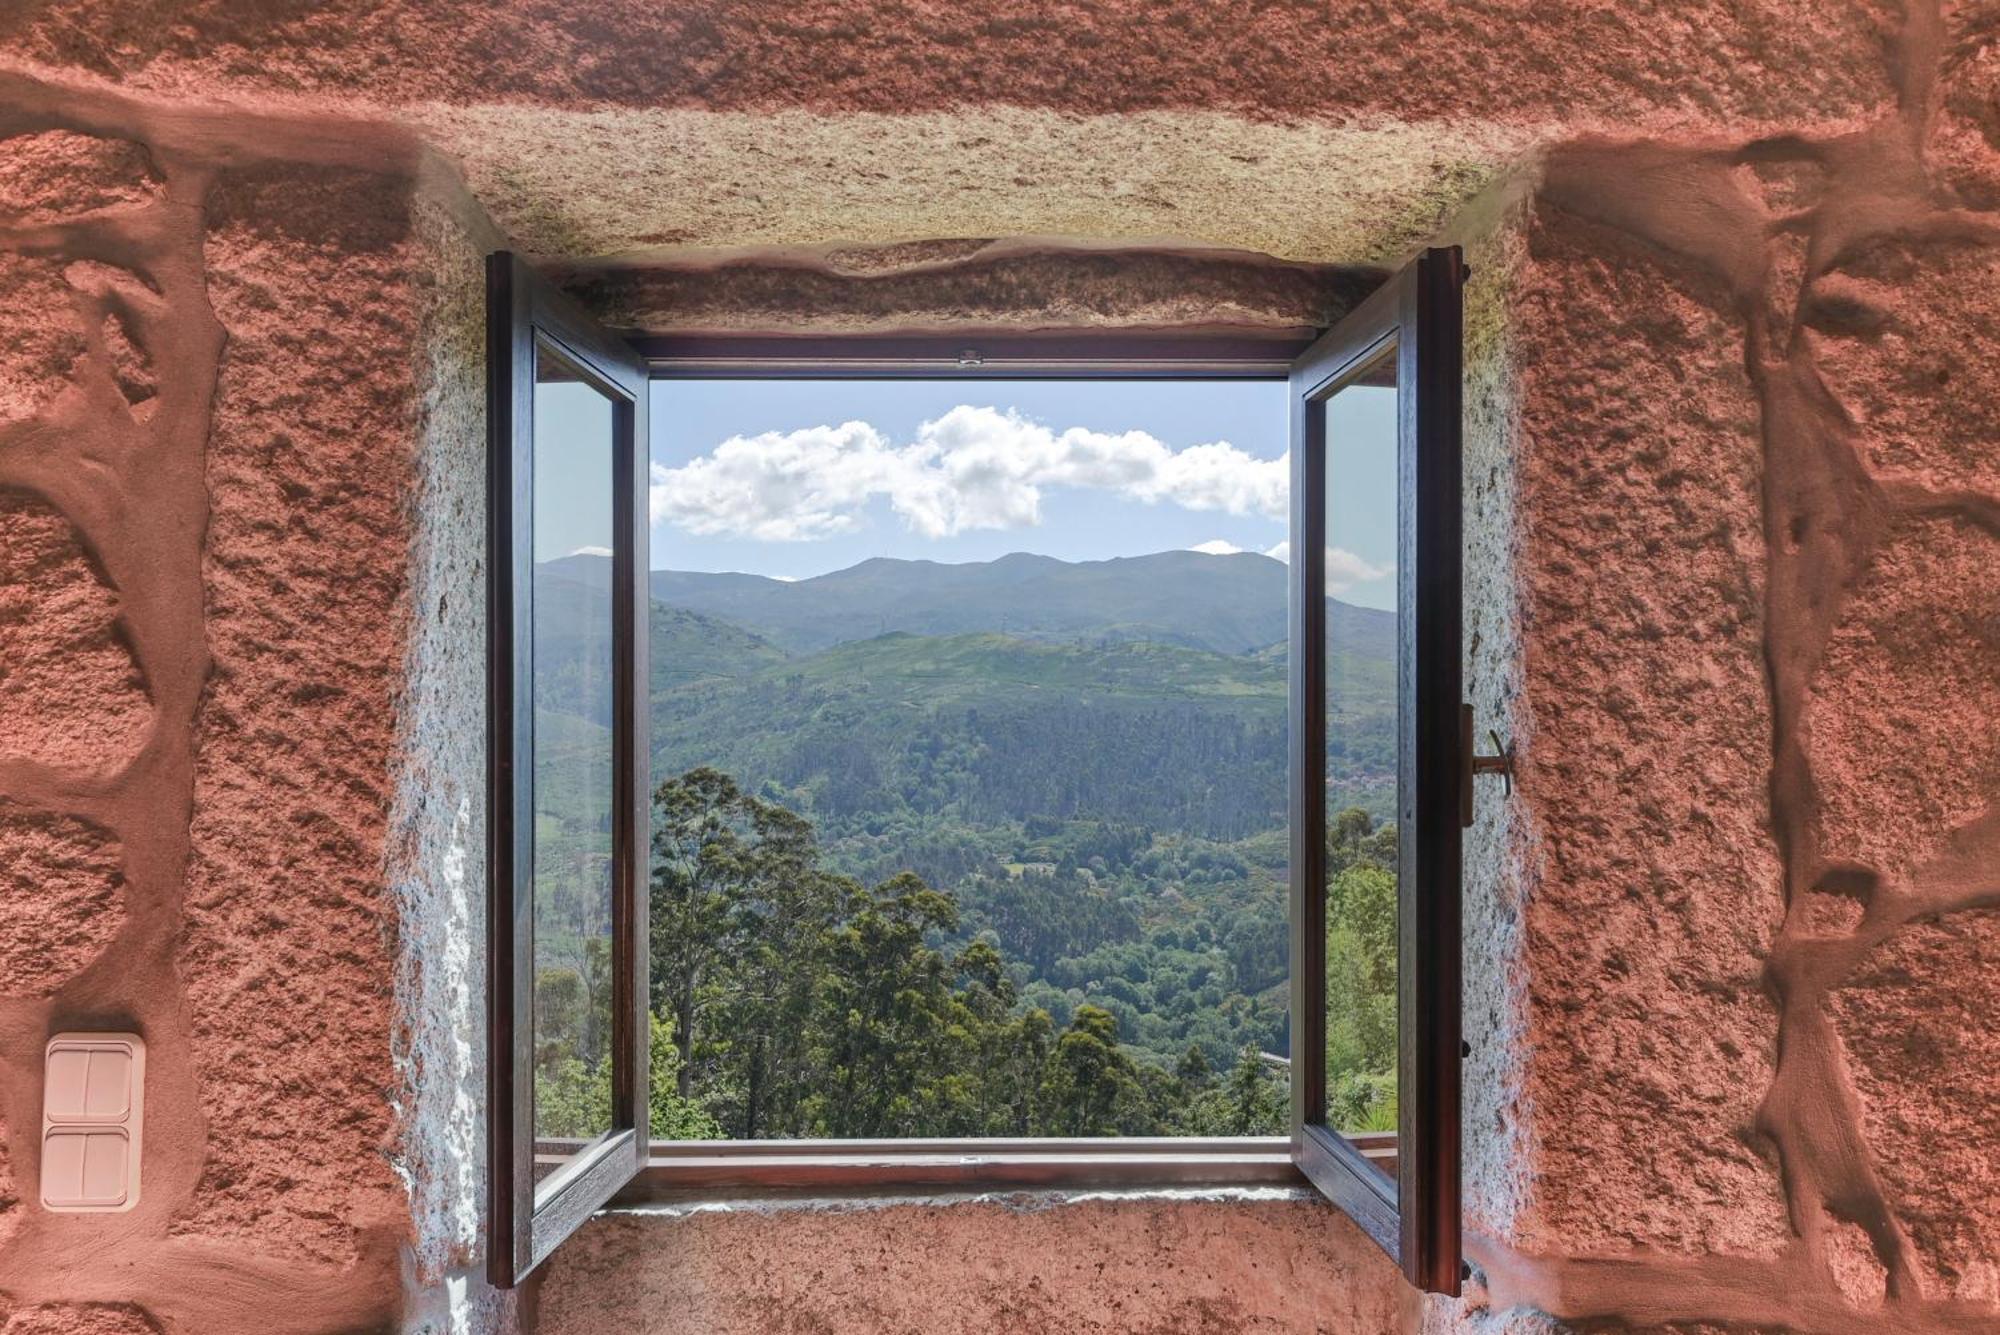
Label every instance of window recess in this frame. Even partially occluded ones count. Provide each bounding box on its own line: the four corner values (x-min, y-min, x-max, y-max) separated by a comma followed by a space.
489, 255, 1472, 1293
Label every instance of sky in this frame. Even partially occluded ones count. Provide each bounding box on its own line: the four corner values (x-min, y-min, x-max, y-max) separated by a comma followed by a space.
532, 374, 1401, 611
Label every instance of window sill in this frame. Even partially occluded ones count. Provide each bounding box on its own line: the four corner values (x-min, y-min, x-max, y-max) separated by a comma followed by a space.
611, 1135, 1396, 1207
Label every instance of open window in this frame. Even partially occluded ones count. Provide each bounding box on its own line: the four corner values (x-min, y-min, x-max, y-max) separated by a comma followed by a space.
485, 245, 1470, 1286
1287, 247, 1466, 1294
487, 252, 652, 1286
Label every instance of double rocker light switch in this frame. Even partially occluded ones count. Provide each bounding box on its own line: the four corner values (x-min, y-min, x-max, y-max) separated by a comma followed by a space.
41, 1032, 144, 1212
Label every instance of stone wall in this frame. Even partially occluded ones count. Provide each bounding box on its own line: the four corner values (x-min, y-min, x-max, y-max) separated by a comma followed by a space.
0, 83, 500, 1334
0, 3, 1996, 1334
1445, 8, 2000, 1328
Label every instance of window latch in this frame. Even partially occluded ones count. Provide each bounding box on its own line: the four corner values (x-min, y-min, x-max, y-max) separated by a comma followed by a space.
1460, 702, 1514, 826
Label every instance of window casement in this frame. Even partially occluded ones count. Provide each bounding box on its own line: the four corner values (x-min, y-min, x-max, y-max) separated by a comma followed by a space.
487, 246, 1471, 1293
1288, 246, 1467, 1294
487, 253, 653, 1286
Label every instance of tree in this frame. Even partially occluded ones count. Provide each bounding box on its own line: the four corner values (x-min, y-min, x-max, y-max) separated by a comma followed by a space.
1325, 822, 1399, 1133
1042, 1004, 1143, 1136
1175, 1042, 1215, 1093
1220, 1044, 1284, 1135
532, 1009, 726, 1142
809, 872, 969, 1138
650, 768, 763, 1101
649, 1011, 723, 1140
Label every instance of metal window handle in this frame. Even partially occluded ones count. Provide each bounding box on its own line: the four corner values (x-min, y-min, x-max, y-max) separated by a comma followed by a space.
1460, 703, 1515, 826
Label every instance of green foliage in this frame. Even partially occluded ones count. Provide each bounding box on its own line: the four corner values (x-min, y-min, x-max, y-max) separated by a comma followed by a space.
528, 553, 1407, 1144
645, 768, 1304, 1138
531, 1011, 724, 1141
1324, 809, 1399, 1134
649, 1013, 722, 1140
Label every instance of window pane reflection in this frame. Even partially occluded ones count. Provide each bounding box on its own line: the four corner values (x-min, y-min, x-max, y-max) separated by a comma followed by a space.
1322, 344, 1400, 1173
530, 343, 618, 1198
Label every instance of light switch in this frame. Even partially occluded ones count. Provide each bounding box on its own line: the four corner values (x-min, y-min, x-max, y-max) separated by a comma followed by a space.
42, 1033, 143, 1212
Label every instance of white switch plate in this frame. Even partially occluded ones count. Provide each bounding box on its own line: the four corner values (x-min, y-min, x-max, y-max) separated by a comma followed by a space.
42, 1032, 143, 1212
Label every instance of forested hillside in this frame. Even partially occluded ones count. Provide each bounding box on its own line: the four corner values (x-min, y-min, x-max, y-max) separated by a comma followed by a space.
530, 550, 1401, 1139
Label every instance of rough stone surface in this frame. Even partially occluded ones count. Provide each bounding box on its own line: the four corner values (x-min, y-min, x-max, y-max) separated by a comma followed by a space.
0, 0, 1890, 126
422, 105, 1527, 264
1509, 211, 1789, 1261
385, 180, 509, 1321
0, 1305, 161, 1335
0, 802, 123, 998
0, 489, 150, 770
173, 163, 416, 1265
1811, 237, 2000, 497
539, 1193, 1405, 1335
555, 238, 1380, 336
1810, 518, 2000, 883
0, 1114, 14, 1254
1833, 912, 2000, 1306
1448, 178, 1536, 1255
0, 76, 405, 1335
0, 130, 157, 222
0, 252, 85, 423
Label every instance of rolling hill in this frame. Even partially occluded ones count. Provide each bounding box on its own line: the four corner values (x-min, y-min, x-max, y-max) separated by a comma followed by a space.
534, 549, 1400, 831
540, 548, 1395, 659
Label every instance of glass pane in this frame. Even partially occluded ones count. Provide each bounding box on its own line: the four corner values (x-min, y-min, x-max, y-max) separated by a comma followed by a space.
530, 343, 619, 1199
644, 377, 1292, 1141
1322, 344, 1400, 1173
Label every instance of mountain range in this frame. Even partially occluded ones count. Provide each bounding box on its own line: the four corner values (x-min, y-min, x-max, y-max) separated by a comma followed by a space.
532, 548, 1399, 840
541, 548, 1394, 659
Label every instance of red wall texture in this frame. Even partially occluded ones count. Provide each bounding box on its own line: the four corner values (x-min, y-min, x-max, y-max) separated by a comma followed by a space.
0, 2, 1996, 1333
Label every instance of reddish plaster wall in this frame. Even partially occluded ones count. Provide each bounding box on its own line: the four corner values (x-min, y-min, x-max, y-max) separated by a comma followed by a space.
0, 3, 1996, 1335
0, 85, 446, 1335
1455, 6, 2000, 1330
0, 0, 1889, 128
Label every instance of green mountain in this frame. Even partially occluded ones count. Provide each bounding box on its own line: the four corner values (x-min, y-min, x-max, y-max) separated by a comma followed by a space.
528, 549, 1400, 1084
542, 548, 1395, 659
652, 630, 1302, 840
534, 551, 1399, 826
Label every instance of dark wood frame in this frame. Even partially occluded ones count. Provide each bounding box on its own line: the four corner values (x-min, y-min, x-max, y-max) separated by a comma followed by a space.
488, 251, 653, 1288
631, 332, 1319, 1198
619, 1135, 1351, 1202
636, 329, 1313, 379
1287, 246, 1464, 1295
487, 290, 1468, 1271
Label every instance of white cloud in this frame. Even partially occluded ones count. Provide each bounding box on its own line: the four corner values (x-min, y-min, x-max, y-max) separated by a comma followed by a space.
567, 544, 613, 558
1188, 539, 1245, 555
649, 405, 1290, 543
1262, 539, 1394, 594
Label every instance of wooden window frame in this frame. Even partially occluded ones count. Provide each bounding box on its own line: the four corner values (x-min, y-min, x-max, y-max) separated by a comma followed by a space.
1287, 247, 1465, 1295
488, 252, 653, 1287
623, 329, 1319, 1203
489, 275, 1469, 1275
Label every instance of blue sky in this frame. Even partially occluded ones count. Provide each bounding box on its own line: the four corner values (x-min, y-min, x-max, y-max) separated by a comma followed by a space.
533, 376, 1400, 611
